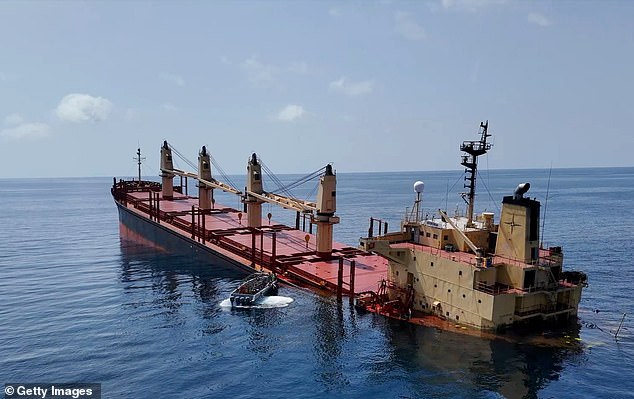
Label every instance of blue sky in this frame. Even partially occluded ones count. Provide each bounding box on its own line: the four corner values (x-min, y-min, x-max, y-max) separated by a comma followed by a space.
1, 1, 632, 178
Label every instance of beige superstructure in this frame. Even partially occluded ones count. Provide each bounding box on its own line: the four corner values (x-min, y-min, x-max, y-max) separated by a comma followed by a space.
359, 123, 587, 331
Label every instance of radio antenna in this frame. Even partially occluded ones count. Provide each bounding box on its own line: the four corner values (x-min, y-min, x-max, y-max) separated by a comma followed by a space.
540, 163, 552, 247
133, 147, 145, 184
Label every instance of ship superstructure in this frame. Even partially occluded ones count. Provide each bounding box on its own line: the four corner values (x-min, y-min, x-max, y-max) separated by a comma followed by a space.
359, 122, 587, 331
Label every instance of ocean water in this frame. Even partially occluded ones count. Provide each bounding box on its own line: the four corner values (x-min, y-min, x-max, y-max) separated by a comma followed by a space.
1, 168, 633, 399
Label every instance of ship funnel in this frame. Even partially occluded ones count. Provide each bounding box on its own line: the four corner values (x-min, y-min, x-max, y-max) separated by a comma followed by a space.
514, 183, 530, 200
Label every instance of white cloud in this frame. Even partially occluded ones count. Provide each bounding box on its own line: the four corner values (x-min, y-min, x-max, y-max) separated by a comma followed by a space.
240, 56, 311, 86
441, 0, 506, 12
241, 56, 280, 86
220, 55, 232, 65
329, 77, 374, 96
528, 12, 552, 27
4, 113, 24, 126
56, 93, 113, 123
159, 72, 185, 86
162, 103, 178, 112
277, 104, 305, 122
394, 11, 426, 40
0, 122, 50, 140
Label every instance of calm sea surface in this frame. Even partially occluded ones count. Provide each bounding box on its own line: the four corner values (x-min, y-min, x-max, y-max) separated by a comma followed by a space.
1, 168, 634, 399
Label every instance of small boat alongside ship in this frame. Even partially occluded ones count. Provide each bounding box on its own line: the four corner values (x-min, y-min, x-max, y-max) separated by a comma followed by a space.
230, 272, 278, 307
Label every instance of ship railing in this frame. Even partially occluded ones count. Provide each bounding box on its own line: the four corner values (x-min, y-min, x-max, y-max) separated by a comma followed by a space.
515, 303, 573, 318
474, 281, 512, 296
490, 253, 561, 268
516, 281, 561, 294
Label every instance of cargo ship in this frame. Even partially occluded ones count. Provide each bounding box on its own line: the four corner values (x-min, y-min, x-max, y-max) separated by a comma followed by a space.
112, 122, 587, 333
358, 121, 588, 331
112, 142, 387, 303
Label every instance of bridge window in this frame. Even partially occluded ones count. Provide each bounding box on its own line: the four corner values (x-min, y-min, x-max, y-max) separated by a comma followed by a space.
459, 271, 462, 276
524, 270, 536, 289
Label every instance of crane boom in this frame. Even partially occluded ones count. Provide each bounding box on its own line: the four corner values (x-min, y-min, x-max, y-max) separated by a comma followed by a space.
163, 167, 316, 212
162, 168, 242, 196
246, 190, 316, 213
438, 209, 482, 257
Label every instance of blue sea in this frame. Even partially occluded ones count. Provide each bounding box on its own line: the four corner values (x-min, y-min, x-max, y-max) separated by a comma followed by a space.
2, 168, 634, 399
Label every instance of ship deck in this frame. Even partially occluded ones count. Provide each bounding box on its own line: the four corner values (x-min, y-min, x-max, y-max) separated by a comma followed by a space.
117, 188, 388, 295
391, 242, 561, 269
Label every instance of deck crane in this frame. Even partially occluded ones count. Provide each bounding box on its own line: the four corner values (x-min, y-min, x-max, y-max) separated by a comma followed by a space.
160, 141, 241, 209
243, 153, 339, 258
159, 142, 340, 258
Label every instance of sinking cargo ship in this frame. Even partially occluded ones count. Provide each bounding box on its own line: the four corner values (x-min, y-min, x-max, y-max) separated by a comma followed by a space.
359, 122, 587, 331
112, 122, 587, 334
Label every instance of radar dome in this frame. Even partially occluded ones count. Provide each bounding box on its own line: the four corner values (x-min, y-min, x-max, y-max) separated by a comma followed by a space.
414, 181, 425, 194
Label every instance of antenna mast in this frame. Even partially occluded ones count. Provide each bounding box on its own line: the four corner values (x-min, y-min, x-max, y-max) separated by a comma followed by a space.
134, 147, 145, 184
460, 121, 492, 227
541, 163, 553, 247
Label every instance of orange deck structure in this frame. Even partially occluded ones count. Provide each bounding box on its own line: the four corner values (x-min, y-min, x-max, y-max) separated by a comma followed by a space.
112, 181, 388, 300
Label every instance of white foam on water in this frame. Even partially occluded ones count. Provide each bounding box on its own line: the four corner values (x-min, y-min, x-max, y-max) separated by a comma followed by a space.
258, 296, 294, 308
219, 296, 294, 309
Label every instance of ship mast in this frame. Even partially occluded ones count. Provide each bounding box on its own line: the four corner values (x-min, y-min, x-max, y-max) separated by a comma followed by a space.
134, 147, 145, 184
460, 121, 491, 227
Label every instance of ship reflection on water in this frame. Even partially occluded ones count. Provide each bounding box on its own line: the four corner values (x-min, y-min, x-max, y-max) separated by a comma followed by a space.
382, 320, 584, 398
118, 227, 584, 399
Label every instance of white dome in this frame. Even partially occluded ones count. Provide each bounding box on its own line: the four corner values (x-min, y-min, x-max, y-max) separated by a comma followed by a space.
414, 181, 425, 194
